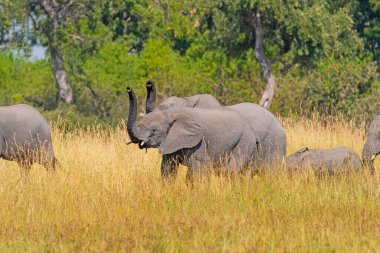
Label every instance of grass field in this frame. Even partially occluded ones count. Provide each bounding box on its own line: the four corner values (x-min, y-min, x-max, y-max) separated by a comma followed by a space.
0, 116, 379, 252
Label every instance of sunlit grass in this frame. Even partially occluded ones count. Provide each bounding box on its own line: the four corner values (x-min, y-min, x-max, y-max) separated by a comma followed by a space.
0, 116, 379, 252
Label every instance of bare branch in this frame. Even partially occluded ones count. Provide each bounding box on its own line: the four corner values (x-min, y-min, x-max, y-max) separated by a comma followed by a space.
58, 0, 74, 19
40, 0, 57, 19
67, 33, 84, 42
29, 13, 40, 30
123, 11, 131, 35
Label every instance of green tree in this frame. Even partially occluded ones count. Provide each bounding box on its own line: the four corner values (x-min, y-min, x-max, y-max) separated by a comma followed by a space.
302, 58, 379, 118
352, 0, 380, 62
2, 0, 108, 104
0, 52, 56, 108
0, 0, 379, 124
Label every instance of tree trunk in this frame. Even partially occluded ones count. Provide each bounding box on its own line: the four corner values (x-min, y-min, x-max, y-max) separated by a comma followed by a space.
40, 0, 73, 104
48, 29, 73, 104
253, 10, 276, 109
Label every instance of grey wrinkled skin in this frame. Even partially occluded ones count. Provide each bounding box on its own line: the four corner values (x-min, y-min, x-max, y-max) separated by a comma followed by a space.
0, 104, 57, 170
144, 80, 286, 167
146, 80, 221, 114
362, 115, 380, 175
127, 88, 259, 180
286, 147, 362, 174
227, 103, 286, 166
156, 94, 221, 112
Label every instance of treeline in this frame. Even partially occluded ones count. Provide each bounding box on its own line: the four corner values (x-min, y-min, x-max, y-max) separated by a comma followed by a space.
0, 0, 379, 125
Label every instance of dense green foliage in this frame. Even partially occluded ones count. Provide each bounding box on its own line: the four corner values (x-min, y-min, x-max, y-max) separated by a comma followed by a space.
0, 0, 379, 124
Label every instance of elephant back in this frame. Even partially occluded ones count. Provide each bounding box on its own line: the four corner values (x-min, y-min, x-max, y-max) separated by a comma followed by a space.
0, 104, 52, 160
227, 102, 287, 165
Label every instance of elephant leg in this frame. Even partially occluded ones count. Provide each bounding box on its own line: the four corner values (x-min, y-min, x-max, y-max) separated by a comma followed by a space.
43, 156, 58, 172
0, 136, 5, 159
186, 159, 210, 182
51, 157, 57, 171
160, 155, 179, 180
37, 141, 57, 171
224, 148, 250, 176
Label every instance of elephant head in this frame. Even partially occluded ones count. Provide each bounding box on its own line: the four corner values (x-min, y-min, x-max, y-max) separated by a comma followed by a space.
146, 80, 156, 114
128, 87, 202, 154
362, 116, 380, 174
286, 147, 309, 170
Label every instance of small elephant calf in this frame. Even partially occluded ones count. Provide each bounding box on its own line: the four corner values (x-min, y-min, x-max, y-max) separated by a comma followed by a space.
286, 147, 362, 174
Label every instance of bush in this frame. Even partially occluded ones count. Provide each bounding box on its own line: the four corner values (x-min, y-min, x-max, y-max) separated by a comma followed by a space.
302, 57, 379, 120
0, 53, 57, 109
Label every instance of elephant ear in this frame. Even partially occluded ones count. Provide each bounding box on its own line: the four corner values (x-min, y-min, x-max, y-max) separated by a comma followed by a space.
159, 111, 203, 155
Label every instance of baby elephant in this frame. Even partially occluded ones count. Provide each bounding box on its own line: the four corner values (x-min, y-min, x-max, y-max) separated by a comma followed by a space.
286, 147, 362, 174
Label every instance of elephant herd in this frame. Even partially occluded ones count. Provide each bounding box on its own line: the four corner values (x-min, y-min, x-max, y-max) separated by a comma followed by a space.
126, 80, 380, 180
0, 81, 378, 181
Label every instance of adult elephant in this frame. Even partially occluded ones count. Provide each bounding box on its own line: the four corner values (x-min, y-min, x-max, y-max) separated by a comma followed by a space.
286, 147, 362, 174
127, 87, 259, 180
144, 80, 286, 166
362, 115, 380, 175
0, 104, 57, 176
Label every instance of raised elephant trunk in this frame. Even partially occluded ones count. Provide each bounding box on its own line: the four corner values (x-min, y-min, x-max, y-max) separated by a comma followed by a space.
146, 80, 156, 114
126, 87, 140, 144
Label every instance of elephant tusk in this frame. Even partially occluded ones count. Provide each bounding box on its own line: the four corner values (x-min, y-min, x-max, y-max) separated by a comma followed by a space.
138, 140, 146, 149
371, 155, 376, 161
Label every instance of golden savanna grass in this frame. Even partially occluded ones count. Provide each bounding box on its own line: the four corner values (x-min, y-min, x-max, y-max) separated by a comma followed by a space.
0, 116, 379, 252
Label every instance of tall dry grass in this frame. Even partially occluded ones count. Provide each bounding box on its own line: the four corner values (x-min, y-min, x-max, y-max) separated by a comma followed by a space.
0, 116, 379, 252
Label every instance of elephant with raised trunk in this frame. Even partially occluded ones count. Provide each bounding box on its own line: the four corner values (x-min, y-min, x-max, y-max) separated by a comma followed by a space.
362, 115, 380, 174
145, 80, 221, 113
144, 80, 286, 167
286, 147, 362, 174
127, 87, 260, 179
0, 104, 57, 175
